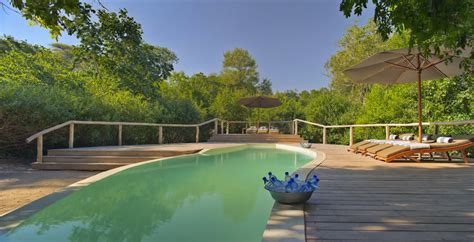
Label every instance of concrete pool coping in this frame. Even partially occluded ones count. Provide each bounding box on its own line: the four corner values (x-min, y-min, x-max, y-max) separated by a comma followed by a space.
0, 143, 325, 241
262, 146, 326, 242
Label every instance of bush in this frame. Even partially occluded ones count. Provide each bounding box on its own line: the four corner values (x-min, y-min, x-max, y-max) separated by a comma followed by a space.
0, 81, 203, 157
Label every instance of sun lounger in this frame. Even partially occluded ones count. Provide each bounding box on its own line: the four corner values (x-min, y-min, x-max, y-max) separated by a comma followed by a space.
355, 142, 380, 154
348, 134, 473, 163
375, 137, 473, 163
257, 126, 268, 134
365, 144, 393, 157
269, 126, 279, 134
246, 126, 257, 134
348, 140, 371, 152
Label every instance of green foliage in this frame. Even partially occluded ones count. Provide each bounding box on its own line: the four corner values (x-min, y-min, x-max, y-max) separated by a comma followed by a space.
423, 75, 474, 136
324, 20, 473, 146
263, 91, 304, 121
210, 88, 249, 121
257, 78, 273, 95
160, 72, 222, 118
358, 84, 417, 124
69, 9, 177, 97
0, 36, 194, 156
6, 0, 94, 39
325, 20, 408, 101
220, 48, 260, 93
302, 89, 355, 143
1, 11, 473, 159
303, 88, 355, 126
339, 0, 473, 69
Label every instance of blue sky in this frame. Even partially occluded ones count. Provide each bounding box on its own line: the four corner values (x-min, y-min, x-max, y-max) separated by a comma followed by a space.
0, 0, 373, 91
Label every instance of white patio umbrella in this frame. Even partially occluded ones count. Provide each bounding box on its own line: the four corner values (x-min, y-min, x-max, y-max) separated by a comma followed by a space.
344, 47, 470, 143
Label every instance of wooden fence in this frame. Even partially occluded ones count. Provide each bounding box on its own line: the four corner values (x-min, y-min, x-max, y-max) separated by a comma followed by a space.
26, 118, 473, 163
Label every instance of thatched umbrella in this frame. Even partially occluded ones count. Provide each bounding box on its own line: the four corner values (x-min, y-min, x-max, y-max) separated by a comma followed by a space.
344, 47, 469, 143
237, 96, 282, 128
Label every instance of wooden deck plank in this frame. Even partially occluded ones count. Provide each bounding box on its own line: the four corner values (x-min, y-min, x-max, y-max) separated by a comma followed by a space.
305, 215, 474, 224
305, 144, 474, 241
306, 231, 474, 241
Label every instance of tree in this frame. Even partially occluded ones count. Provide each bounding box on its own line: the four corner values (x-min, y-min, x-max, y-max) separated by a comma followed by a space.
210, 88, 249, 121
263, 91, 305, 121
220, 48, 259, 93
3, 0, 95, 39
0, 35, 40, 54
68, 9, 177, 97
325, 20, 408, 101
257, 78, 272, 95
0, 36, 197, 155
160, 72, 222, 118
303, 88, 355, 126
339, 0, 473, 68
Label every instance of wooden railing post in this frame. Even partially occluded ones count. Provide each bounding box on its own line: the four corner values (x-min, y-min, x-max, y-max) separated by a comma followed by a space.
214, 120, 218, 135
196, 126, 199, 143
37, 135, 43, 163
118, 124, 123, 146
294, 120, 298, 135
323, 127, 327, 144
226, 121, 229, 134
433, 124, 439, 135
385, 125, 390, 140
158, 126, 163, 144
68, 123, 74, 148
349, 126, 353, 146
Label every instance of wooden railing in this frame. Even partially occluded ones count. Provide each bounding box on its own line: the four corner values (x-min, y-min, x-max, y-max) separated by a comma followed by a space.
293, 119, 474, 146
26, 118, 225, 163
26, 117, 473, 163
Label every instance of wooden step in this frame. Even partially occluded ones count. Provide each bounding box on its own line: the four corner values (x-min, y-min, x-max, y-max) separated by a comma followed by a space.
48, 149, 197, 157
43, 155, 160, 164
32, 162, 126, 171
34, 145, 204, 171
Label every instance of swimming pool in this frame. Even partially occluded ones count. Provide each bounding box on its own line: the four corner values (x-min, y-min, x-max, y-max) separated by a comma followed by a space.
2, 145, 315, 242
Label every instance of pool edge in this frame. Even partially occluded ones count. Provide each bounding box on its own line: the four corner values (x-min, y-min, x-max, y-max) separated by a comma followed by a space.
262, 145, 326, 242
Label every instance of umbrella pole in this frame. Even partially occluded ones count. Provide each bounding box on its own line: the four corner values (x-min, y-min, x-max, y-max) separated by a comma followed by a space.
257, 108, 260, 129
417, 70, 423, 143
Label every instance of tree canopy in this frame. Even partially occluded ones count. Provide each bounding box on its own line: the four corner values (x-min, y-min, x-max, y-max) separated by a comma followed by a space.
339, 0, 473, 69
4, 0, 95, 39
0, 2, 472, 157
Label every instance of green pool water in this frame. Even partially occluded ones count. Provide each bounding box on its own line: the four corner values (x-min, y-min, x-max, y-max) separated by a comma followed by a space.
3, 146, 314, 242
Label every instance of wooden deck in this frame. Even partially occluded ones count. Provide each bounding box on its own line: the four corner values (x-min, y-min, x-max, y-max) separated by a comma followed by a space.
305, 144, 474, 241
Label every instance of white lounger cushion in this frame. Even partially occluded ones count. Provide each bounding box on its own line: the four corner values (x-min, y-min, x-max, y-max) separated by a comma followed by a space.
436, 137, 453, 143
367, 139, 430, 150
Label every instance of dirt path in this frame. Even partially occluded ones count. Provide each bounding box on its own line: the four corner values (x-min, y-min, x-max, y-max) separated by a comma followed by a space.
0, 159, 97, 215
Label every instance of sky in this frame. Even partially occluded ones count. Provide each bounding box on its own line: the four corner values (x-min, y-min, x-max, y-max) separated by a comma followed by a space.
0, 0, 373, 91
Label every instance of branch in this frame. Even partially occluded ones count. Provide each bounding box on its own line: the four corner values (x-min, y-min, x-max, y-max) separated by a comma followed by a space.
0, 1, 20, 15
94, 0, 109, 11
